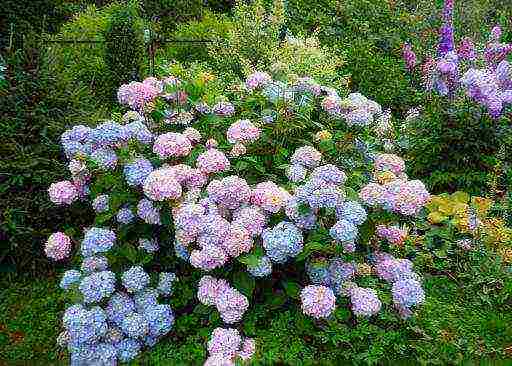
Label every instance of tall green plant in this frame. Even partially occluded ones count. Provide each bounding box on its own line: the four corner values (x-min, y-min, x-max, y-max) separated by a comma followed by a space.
103, 1, 145, 101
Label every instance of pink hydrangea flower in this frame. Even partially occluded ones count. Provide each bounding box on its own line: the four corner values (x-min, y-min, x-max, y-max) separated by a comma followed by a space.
183, 127, 202, 144
245, 71, 271, 90
197, 276, 230, 306
300, 285, 336, 319
226, 119, 261, 144
207, 328, 242, 358
374, 154, 406, 175
143, 168, 182, 201
230, 143, 247, 157
237, 338, 256, 361
48, 181, 79, 205
220, 224, 253, 258
376, 225, 408, 245
117, 80, 160, 111
190, 244, 229, 271
153, 133, 192, 159
196, 149, 230, 174
232, 206, 267, 236
44, 232, 72, 261
349, 287, 382, 316
251, 181, 291, 213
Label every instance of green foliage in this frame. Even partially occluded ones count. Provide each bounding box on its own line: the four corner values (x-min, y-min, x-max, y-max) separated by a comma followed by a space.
0, 35, 106, 274
401, 96, 512, 195
103, 1, 145, 101
158, 10, 233, 64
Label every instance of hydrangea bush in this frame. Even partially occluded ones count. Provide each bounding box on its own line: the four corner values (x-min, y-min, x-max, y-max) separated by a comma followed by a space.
46, 66, 439, 364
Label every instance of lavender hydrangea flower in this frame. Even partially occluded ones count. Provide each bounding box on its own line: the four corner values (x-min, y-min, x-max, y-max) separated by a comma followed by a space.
290, 146, 322, 168
392, 278, 425, 308
80, 255, 109, 274
90, 148, 118, 170
286, 164, 308, 182
300, 285, 336, 319
349, 287, 382, 316
137, 199, 161, 225
134, 288, 159, 312
92, 194, 109, 213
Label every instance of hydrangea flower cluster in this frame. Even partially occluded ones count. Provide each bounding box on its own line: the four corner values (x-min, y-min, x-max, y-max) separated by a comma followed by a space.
376, 224, 409, 246
300, 285, 336, 319
197, 276, 249, 324
374, 254, 424, 318
117, 77, 162, 111
44, 232, 72, 261
205, 327, 255, 365
321, 92, 383, 126
48, 70, 434, 364
359, 156, 430, 216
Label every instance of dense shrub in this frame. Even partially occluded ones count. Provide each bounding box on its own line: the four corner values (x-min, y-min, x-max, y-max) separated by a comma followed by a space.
0, 36, 107, 274
103, 2, 146, 101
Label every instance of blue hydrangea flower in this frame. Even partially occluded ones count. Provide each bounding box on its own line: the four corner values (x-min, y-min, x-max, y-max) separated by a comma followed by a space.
310, 164, 347, 185
60, 125, 91, 145
157, 272, 177, 297
335, 201, 367, 226
63, 305, 108, 346
328, 259, 356, 295
124, 158, 154, 186
92, 194, 109, 213
106, 292, 136, 326
122, 266, 150, 293
121, 313, 150, 339
134, 288, 159, 312
138, 238, 159, 253
329, 219, 358, 242
143, 304, 174, 338
124, 120, 154, 145
285, 197, 317, 230
262, 221, 304, 263
70, 342, 117, 366
247, 256, 272, 277
60, 270, 82, 290
89, 121, 129, 147
78, 270, 116, 303
116, 338, 142, 362
174, 239, 190, 261
90, 148, 118, 170
117, 207, 135, 224
81, 227, 116, 257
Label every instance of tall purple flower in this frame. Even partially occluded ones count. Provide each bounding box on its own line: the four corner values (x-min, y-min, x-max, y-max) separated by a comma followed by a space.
458, 37, 476, 61
403, 43, 417, 71
438, 0, 455, 57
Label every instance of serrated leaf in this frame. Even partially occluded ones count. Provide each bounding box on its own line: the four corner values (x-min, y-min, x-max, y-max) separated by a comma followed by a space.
282, 280, 301, 299
232, 271, 255, 298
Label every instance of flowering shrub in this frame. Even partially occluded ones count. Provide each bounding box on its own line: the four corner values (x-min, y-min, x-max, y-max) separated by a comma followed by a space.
45, 65, 439, 364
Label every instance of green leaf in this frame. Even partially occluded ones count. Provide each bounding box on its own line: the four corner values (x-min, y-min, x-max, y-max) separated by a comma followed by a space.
296, 241, 325, 261
282, 280, 301, 299
237, 253, 261, 267
232, 271, 255, 298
